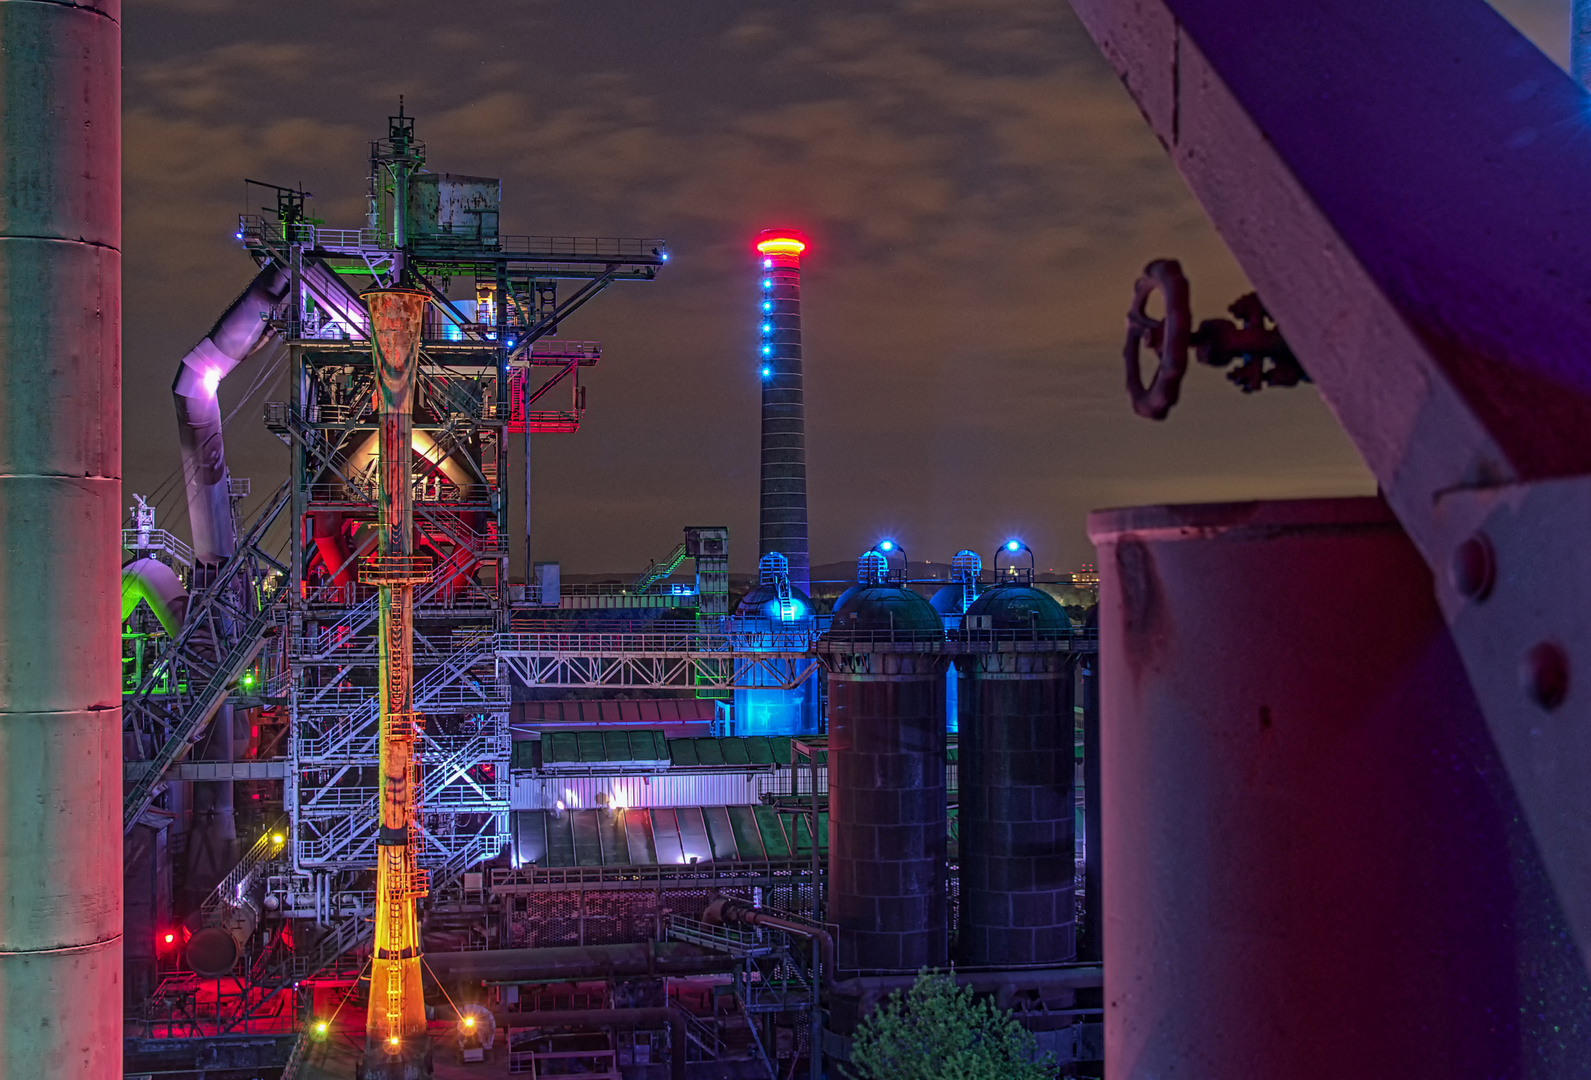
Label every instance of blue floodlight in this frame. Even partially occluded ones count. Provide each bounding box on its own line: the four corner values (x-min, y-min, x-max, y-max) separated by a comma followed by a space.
762, 323, 773, 334
1007, 540, 1022, 551
762, 301, 773, 312
761, 344, 772, 355
761, 366, 772, 379
763, 278, 773, 289
879, 539, 895, 552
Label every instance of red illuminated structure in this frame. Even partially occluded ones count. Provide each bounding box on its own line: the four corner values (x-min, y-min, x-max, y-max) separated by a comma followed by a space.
755, 228, 811, 596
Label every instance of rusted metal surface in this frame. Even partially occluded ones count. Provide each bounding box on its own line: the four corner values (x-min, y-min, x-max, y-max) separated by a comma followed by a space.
1090, 498, 1591, 1077
1070, 0, 1591, 988
0, 1, 122, 1076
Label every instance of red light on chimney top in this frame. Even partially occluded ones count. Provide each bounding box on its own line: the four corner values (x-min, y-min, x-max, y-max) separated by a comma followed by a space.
755, 229, 808, 256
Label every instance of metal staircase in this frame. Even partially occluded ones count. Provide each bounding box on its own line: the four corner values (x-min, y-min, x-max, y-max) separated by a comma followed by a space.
632, 542, 689, 594
123, 482, 292, 831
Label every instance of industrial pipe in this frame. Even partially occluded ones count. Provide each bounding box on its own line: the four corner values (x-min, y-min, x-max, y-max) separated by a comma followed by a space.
0, 0, 123, 1075
483, 1007, 688, 1080
704, 896, 836, 992
121, 558, 189, 639
419, 941, 737, 983
173, 263, 288, 566
183, 896, 259, 978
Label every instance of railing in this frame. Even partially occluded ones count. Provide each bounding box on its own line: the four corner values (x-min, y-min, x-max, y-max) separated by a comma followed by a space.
240, 215, 668, 265
666, 915, 782, 958
122, 527, 194, 568
199, 822, 287, 926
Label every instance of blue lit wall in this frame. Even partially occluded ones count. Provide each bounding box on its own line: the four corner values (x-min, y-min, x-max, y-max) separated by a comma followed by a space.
733, 667, 820, 737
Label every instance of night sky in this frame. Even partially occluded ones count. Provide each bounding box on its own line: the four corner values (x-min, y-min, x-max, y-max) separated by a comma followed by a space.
123, 0, 1566, 576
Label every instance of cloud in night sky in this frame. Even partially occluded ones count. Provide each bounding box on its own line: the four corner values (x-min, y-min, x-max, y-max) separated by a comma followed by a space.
122, 0, 1567, 574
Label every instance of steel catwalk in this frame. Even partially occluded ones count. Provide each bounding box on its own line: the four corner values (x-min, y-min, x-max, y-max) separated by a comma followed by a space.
0, 1, 122, 1076
1089, 498, 1591, 1077
361, 288, 433, 1077
756, 230, 809, 596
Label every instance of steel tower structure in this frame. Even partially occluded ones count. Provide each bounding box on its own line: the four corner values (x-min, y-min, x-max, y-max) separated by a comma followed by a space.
756, 230, 811, 597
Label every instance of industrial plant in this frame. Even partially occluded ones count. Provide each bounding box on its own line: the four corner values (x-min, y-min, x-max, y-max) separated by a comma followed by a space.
8, 1, 1591, 1079
105, 107, 1104, 1079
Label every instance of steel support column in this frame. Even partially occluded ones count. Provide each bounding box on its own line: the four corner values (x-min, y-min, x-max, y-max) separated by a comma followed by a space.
0, 0, 122, 1075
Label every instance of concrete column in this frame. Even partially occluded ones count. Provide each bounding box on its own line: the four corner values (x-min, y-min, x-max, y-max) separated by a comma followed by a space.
0, 1, 123, 1076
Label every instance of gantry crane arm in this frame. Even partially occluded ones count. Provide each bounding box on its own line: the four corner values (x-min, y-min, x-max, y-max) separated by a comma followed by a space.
1069, 0, 1591, 973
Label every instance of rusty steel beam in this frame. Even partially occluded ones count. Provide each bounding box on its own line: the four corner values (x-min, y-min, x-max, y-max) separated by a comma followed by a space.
0, 0, 122, 1076
1069, 0, 1591, 1008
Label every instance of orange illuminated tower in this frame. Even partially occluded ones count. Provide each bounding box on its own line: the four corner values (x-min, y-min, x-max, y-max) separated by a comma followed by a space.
360, 288, 433, 1077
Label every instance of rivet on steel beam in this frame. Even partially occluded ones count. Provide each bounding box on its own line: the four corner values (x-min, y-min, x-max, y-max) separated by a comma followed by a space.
1449, 533, 1496, 600
1524, 642, 1570, 710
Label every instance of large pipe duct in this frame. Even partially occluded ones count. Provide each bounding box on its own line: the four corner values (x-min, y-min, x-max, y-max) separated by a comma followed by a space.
0, 0, 123, 1075
173, 263, 288, 565
704, 896, 836, 991
755, 229, 810, 596
172, 263, 288, 903
121, 558, 189, 639
361, 287, 432, 1079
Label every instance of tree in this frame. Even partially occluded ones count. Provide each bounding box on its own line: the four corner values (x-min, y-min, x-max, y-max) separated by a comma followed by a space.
848, 969, 1055, 1080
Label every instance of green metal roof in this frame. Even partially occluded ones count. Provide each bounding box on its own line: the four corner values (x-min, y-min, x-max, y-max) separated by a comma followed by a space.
539, 728, 670, 765
666, 736, 795, 768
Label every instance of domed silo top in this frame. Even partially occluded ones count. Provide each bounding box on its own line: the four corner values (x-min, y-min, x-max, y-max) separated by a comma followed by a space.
959, 582, 1071, 641
825, 585, 944, 645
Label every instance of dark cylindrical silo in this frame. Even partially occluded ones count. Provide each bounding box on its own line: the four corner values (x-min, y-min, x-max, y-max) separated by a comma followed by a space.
819, 573, 947, 974
755, 229, 809, 596
954, 583, 1076, 968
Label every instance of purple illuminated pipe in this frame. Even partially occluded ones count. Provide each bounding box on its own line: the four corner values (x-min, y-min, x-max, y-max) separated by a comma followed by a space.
173, 265, 289, 564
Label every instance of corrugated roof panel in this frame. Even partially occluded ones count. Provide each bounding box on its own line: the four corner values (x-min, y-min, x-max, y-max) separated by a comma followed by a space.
571, 810, 604, 866
576, 731, 605, 763
788, 812, 814, 857
546, 812, 577, 867
753, 805, 792, 859
515, 810, 548, 866
744, 737, 774, 765
624, 810, 657, 865
725, 806, 765, 860
669, 738, 699, 767
696, 739, 725, 767
769, 737, 792, 764
650, 808, 686, 865
702, 806, 739, 861
721, 739, 750, 766
599, 809, 632, 865
545, 732, 578, 763
512, 740, 538, 771
676, 806, 712, 864
818, 810, 829, 854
